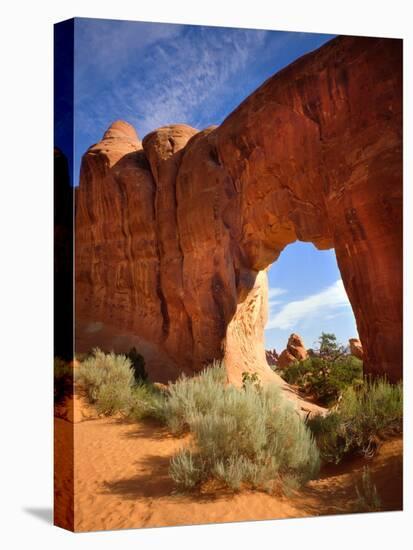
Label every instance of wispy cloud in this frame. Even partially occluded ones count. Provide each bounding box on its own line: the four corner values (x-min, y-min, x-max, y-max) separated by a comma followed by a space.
75, 21, 269, 143
72, 20, 334, 183
268, 286, 287, 312
266, 280, 351, 331
75, 19, 183, 89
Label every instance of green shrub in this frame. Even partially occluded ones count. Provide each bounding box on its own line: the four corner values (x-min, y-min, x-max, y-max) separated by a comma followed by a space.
308, 378, 403, 463
280, 354, 363, 405
169, 367, 320, 493
128, 382, 166, 422
93, 381, 133, 416
279, 360, 307, 385
76, 348, 134, 415
278, 332, 363, 406
54, 358, 73, 405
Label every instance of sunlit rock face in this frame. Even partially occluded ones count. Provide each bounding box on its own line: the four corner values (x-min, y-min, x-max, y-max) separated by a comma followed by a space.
278, 334, 308, 369
349, 338, 364, 361
75, 36, 402, 383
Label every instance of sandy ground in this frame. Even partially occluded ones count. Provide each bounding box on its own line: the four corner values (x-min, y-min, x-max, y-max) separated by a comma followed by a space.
54, 415, 402, 532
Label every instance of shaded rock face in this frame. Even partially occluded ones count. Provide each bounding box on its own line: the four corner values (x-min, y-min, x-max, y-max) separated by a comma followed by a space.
278, 334, 309, 368
75, 36, 402, 383
349, 338, 364, 361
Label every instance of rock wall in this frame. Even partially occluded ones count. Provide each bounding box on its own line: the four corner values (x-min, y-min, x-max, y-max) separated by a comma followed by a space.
75, 36, 402, 383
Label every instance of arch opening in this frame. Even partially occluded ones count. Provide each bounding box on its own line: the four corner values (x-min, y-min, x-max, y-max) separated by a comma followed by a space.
264, 241, 359, 365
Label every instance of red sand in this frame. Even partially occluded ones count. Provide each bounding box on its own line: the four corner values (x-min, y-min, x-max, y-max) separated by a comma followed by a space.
54, 416, 402, 532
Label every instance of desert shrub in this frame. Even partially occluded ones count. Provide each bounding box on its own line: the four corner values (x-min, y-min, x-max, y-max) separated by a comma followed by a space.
162, 361, 227, 434
353, 467, 382, 512
170, 449, 206, 489
54, 358, 73, 404
169, 371, 320, 493
290, 355, 362, 404
126, 347, 148, 383
279, 360, 308, 386
76, 348, 134, 415
279, 347, 363, 405
93, 381, 133, 416
127, 382, 166, 422
308, 378, 403, 463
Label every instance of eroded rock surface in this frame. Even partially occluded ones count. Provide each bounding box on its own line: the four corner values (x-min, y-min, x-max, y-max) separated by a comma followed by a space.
75, 36, 402, 383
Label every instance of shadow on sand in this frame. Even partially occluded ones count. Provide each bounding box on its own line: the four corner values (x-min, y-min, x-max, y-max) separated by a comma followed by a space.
116, 418, 180, 442
102, 451, 228, 504
103, 437, 403, 514
103, 453, 175, 500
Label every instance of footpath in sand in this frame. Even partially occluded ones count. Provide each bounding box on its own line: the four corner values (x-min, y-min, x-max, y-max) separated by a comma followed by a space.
54, 415, 403, 532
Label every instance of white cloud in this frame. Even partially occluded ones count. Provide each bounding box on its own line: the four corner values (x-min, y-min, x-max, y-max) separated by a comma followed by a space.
268, 287, 287, 299
266, 279, 351, 331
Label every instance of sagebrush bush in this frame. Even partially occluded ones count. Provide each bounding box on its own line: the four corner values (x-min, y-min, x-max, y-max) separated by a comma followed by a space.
76, 348, 134, 415
162, 361, 227, 434
170, 449, 205, 489
169, 365, 320, 493
54, 358, 73, 405
128, 382, 166, 422
308, 378, 403, 463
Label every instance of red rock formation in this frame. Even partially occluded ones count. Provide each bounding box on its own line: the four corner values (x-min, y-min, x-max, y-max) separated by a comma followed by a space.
75, 36, 402, 383
75, 121, 181, 380
266, 349, 279, 367
349, 338, 364, 361
278, 334, 309, 368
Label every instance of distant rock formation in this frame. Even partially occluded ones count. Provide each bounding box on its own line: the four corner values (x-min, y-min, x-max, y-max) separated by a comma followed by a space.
75, 36, 402, 383
265, 349, 279, 367
278, 334, 309, 368
349, 338, 364, 361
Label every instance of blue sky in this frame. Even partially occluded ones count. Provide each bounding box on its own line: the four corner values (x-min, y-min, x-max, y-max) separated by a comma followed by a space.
265, 243, 358, 352
72, 18, 358, 352
73, 18, 334, 182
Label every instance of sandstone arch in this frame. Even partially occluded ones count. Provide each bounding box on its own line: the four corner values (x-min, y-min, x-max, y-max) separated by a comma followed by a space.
75, 35, 402, 383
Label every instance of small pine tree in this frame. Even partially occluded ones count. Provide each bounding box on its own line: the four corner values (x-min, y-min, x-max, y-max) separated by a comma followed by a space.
317, 332, 345, 361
